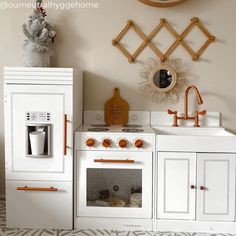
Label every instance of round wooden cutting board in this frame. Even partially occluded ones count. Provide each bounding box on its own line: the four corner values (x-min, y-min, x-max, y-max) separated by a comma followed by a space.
104, 88, 129, 125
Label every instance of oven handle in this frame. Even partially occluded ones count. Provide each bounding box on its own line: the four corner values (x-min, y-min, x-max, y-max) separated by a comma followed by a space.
94, 159, 135, 163
17, 186, 58, 191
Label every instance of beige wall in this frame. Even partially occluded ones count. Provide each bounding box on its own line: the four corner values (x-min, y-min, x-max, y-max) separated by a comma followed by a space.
0, 0, 236, 196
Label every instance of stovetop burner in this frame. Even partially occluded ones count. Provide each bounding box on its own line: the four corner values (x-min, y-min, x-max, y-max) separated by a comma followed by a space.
88, 128, 109, 132
122, 128, 144, 133
91, 124, 111, 128
123, 124, 142, 128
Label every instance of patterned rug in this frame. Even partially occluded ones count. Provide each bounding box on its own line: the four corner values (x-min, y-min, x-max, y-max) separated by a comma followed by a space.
0, 200, 231, 236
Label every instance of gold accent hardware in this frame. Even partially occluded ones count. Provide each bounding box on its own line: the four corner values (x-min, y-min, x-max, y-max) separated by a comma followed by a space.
190, 185, 196, 189
64, 114, 67, 155
86, 138, 95, 147
200, 186, 207, 191
168, 85, 206, 127
94, 159, 134, 164
17, 186, 58, 191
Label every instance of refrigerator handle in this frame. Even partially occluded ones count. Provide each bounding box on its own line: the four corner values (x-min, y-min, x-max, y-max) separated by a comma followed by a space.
17, 186, 58, 191
64, 114, 67, 155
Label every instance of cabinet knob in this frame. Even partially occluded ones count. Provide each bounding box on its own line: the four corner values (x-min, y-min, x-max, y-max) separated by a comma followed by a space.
119, 139, 127, 148
190, 185, 196, 189
86, 138, 95, 147
134, 139, 144, 148
102, 139, 111, 148
200, 186, 206, 190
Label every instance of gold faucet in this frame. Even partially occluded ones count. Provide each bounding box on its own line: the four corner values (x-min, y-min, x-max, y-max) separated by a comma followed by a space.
168, 85, 206, 127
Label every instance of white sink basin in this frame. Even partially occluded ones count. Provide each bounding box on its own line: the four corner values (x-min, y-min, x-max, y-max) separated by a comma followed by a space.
154, 126, 236, 152
155, 127, 234, 136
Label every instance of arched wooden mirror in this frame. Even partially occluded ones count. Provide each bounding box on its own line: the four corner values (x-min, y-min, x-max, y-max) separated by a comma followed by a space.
138, 0, 187, 8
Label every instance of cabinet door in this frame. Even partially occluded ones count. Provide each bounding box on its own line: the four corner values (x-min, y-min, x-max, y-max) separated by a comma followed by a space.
4, 84, 73, 181
197, 153, 235, 221
6, 180, 72, 229
157, 152, 196, 220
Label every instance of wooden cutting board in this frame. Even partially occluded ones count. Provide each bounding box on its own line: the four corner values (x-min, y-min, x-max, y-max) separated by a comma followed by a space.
105, 88, 129, 125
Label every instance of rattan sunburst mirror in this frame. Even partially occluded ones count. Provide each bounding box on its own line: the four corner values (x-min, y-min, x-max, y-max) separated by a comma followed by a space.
139, 57, 190, 103
138, 0, 187, 8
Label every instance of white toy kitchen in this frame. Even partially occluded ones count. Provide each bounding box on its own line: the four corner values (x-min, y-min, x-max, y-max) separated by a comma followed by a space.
3, 67, 236, 233
75, 111, 155, 230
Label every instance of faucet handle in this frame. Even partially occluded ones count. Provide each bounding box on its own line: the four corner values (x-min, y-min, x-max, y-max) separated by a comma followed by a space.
197, 110, 207, 116
168, 109, 179, 127
167, 109, 177, 115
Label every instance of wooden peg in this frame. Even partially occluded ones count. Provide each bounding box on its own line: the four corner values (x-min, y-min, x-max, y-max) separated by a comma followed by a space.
127, 20, 134, 26
160, 18, 166, 23
112, 39, 117, 46
191, 17, 199, 22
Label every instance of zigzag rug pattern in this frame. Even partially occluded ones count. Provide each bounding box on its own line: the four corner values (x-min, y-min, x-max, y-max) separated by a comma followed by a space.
0, 201, 233, 236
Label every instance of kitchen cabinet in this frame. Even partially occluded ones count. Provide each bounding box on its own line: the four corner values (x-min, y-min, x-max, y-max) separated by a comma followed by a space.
157, 152, 235, 221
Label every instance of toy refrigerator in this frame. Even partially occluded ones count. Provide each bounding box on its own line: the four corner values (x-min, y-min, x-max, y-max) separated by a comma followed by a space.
4, 67, 83, 229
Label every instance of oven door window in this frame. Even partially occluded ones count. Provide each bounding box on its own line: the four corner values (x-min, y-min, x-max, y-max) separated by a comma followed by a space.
87, 169, 142, 208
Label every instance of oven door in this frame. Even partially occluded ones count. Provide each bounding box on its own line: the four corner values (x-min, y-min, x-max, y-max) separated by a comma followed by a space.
76, 151, 153, 219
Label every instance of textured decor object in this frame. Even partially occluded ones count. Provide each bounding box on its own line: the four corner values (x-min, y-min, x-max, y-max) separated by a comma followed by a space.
105, 88, 129, 125
139, 57, 190, 103
138, 0, 187, 8
112, 18, 215, 63
22, 0, 56, 67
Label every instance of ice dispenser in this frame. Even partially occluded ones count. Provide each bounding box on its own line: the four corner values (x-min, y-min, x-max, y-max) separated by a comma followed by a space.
26, 112, 51, 157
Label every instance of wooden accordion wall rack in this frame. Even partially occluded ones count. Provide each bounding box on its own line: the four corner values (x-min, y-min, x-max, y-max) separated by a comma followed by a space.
112, 17, 216, 63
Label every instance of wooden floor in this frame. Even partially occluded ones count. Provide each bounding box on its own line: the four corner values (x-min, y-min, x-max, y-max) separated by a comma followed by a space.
0, 201, 228, 236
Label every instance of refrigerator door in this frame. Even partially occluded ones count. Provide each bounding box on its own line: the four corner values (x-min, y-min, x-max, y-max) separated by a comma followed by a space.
4, 84, 73, 181
6, 180, 73, 229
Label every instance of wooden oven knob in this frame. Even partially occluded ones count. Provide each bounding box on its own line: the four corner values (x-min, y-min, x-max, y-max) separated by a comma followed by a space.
86, 138, 95, 147
135, 139, 144, 148
118, 139, 127, 148
102, 139, 111, 148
